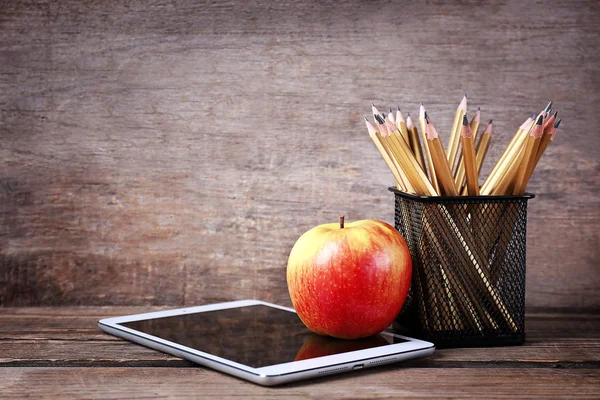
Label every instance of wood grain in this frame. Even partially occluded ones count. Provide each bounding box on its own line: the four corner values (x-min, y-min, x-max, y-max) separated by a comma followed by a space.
2, 367, 599, 399
0, 307, 599, 397
1, 307, 599, 368
0, 0, 599, 309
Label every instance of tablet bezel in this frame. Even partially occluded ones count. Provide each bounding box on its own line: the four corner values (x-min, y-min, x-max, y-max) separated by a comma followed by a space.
98, 300, 434, 385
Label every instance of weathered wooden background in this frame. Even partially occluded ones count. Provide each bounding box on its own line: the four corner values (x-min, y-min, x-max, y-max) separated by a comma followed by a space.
0, 0, 598, 311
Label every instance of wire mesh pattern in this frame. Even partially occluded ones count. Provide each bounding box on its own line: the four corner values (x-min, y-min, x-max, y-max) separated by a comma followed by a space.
389, 188, 534, 348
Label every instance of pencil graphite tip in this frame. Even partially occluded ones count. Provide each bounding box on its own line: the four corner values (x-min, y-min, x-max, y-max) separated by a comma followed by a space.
552, 110, 558, 118
531, 113, 537, 119
462, 115, 469, 126
489, 119, 493, 124
397, 105, 401, 111
424, 111, 429, 120
477, 106, 481, 111
544, 101, 553, 112
374, 114, 385, 125
381, 112, 387, 120
389, 107, 393, 114
554, 118, 561, 129
536, 114, 544, 125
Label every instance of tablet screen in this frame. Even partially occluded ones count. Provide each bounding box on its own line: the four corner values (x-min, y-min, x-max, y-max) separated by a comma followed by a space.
120, 305, 406, 368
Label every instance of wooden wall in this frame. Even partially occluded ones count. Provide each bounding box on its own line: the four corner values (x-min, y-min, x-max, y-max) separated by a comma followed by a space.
1, 0, 598, 312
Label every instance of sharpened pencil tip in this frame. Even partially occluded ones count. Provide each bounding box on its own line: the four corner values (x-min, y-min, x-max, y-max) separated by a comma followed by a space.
552, 110, 558, 118
421, 102, 424, 106
465, 93, 468, 98
554, 118, 561, 128
544, 101, 553, 112
477, 106, 481, 111
489, 119, 493, 124
381, 112, 387, 119
536, 114, 544, 125
397, 105, 401, 111
374, 114, 385, 124
462, 115, 469, 126
424, 111, 429, 119
407, 112, 410, 117
389, 108, 393, 114
425, 116, 430, 124
371, 103, 376, 107
364, 117, 369, 121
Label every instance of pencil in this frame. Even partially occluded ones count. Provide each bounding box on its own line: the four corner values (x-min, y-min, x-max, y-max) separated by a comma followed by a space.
406, 113, 426, 170
371, 103, 380, 120
529, 110, 557, 168
512, 114, 544, 195
480, 115, 533, 195
365, 118, 407, 191
460, 115, 480, 196
475, 120, 492, 174
376, 115, 436, 196
383, 117, 438, 196
388, 108, 396, 124
426, 116, 458, 196
377, 120, 418, 194
535, 115, 559, 165
492, 113, 540, 196
446, 94, 468, 171
384, 113, 412, 150
395, 106, 410, 141
526, 118, 561, 187
454, 107, 481, 192
419, 103, 440, 194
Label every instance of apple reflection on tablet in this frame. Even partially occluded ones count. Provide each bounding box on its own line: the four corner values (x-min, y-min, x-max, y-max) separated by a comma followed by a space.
295, 334, 392, 361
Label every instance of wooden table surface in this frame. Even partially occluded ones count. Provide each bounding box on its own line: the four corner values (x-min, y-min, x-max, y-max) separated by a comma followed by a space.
1, 307, 599, 399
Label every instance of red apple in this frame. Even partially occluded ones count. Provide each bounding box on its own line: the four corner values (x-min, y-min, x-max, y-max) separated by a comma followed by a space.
287, 217, 412, 339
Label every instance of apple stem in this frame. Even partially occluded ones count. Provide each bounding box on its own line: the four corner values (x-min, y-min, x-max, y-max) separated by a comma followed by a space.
339, 215, 345, 229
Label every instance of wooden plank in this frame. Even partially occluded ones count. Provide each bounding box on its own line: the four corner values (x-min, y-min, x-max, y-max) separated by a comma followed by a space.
0, 308, 598, 367
2, 337, 599, 368
0, 0, 599, 310
2, 308, 599, 339
0, 367, 599, 399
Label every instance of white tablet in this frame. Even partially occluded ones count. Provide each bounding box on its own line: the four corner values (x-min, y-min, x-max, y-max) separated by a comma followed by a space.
98, 300, 434, 386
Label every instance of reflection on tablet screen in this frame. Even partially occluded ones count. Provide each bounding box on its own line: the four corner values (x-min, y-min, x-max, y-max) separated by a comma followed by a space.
120, 305, 406, 368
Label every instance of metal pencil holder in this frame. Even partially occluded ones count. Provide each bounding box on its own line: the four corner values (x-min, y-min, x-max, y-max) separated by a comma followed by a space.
389, 188, 534, 348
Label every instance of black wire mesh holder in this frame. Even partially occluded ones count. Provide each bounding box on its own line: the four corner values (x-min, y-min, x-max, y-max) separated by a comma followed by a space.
389, 187, 535, 348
